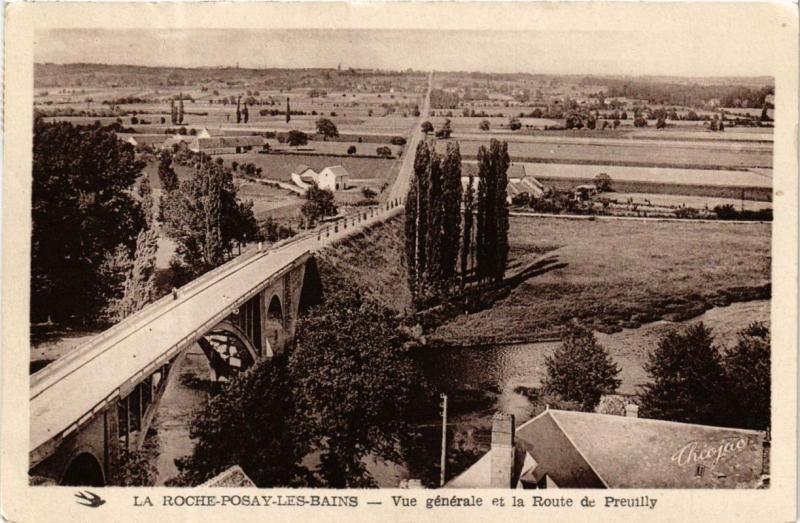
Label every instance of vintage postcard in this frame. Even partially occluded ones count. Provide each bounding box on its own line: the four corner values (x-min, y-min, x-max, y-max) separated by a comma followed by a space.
2, 2, 797, 522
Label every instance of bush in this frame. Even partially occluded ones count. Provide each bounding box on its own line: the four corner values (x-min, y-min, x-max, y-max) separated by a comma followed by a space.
594, 173, 613, 192
479, 120, 490, 131
376, 146, 392, 158
287, 130, 308, 147
347, 145, 357, 155
361, 187, 377, 199
511, 192, 531, 207
390, 136, 407, 146
542, 323, 622, 411
111, 450, 156, 486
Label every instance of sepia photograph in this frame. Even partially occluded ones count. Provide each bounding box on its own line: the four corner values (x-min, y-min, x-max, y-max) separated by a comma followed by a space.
26, 20, 778, 491
2, 4, 797, 518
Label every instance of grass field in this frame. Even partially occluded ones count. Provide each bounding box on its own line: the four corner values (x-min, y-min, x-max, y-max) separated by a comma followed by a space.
316, 215, 412, 313
539, 177, 773, 202
236, 181, 305, 221
313, 212, 771, 346
430, 215, 771, 344
216, 152, 399, 189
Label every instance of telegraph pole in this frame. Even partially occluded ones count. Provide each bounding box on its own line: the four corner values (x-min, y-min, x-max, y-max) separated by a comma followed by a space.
440, 393, 448, 487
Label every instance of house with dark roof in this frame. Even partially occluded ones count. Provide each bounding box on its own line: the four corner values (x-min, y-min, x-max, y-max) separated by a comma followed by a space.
290, 164, 318, 191
194, 136, 265, 154
447, 409, 769, 489
461, 163, 544, 202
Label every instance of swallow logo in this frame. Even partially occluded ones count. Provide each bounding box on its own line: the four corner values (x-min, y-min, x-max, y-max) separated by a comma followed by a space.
75, 490, 106, 508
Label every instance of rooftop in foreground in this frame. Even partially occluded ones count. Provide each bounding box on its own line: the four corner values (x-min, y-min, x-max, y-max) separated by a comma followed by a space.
447, 409, 768, 489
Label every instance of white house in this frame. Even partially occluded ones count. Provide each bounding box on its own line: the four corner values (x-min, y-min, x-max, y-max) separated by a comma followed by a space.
317, 165, 350, 191
289, 164, 350, 192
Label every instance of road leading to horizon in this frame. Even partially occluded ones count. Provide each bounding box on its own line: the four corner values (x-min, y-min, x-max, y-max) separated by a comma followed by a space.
388, 71, 433, 203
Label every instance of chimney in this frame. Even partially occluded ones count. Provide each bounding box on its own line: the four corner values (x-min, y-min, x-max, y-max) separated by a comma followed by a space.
625, 404, 639, 418
490, 412, 515, 488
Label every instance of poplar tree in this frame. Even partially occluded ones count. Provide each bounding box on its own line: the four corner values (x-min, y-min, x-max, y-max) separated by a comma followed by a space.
412, 140, 430, 303
178, 94, 184, 124
157, 150, 179, 221
460, 173, 475, 293
440, 141, 462, 289
425, 146, 444, 293
475, 144, 496, 284
493, 140, 510, 283
404, 177, 419, 301
138, 175, 155, 228
236, 96, 242, 124
242, 103, 249, 124
286, 98, 291, 124
104, 228, 159, 323
170, 99, 177, 125
475, 139, 510, 284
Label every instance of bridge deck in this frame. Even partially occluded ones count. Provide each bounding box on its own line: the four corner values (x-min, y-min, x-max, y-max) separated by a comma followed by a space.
30, 206, 403, 460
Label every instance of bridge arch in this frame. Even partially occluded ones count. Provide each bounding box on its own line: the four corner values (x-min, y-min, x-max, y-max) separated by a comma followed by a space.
61, 451, 104, 486
265, 294, 284, 356
197, 321, 259, 383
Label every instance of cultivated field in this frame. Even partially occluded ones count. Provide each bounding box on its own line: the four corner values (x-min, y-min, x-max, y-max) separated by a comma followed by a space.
607, 192, 773, 211
448, 138, 772, 170
504, 162, 772, 188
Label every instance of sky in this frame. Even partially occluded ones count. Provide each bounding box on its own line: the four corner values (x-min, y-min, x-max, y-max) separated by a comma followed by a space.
35, 26, 779, 78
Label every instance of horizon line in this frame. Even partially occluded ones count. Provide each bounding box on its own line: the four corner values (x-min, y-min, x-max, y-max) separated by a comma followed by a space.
34, 62, 774, 82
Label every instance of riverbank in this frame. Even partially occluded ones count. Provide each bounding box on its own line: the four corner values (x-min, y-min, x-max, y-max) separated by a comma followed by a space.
397, 299, 770, 486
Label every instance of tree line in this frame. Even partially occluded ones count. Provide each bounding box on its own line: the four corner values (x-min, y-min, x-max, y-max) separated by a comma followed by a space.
31, 118, 259, 327
404, 138, 510, 310
543, 320, 770, 431
32, 119, 153, 325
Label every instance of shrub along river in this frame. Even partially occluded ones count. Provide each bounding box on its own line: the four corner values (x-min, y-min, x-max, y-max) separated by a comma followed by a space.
147, 299, 769, 487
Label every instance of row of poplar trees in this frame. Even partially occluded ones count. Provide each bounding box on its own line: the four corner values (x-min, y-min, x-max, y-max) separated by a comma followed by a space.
405, 138, 510, 310
170, 95, 185, 125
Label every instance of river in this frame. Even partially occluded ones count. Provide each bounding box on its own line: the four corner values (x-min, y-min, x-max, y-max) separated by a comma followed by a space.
146, 299, 769, 487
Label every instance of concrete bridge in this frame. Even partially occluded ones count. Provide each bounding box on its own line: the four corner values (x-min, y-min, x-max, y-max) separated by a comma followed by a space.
29, 205, 403, 486
29, 70, 432, 486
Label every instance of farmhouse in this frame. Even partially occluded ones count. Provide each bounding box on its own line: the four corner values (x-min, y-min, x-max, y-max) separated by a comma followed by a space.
507, 176, 545, 200
121, 134, 171, 149
194, 136, 265, 155
317, 166, 350, 191
447, 409, 769, 489
289, 164, 350, 192
290, 164, 318, 191
461, 163, 544, 202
